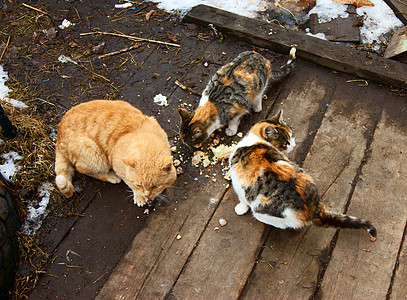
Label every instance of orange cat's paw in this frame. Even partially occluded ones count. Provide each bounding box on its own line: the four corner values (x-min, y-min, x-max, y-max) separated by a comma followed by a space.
133, 194, 147, 207
106, 172, 121, 184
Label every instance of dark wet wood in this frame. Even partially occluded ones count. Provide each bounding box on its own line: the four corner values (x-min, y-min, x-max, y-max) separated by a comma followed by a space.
309, 5, 360, 42
184, 4, 407, 89
384, 0, 407, 25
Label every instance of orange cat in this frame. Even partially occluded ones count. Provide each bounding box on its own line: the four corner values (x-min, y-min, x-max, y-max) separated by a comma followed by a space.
55, 100, 177, 206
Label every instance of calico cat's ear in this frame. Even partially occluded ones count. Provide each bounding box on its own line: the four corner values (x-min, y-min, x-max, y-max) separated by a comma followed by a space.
264, 125, 278, 140
271, 109, 284, 123
161, 155, 174, 172
192, 127, 203, 139
178, 108, 191, 122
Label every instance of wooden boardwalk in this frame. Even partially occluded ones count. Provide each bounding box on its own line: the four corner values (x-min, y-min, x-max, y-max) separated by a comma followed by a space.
28, 3, 407, 299
96, 57, 407, 299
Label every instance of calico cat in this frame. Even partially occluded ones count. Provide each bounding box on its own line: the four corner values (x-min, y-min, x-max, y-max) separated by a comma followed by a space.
229, 110, 377, 240
178, 47, 296, 148
55, 100, 177, 207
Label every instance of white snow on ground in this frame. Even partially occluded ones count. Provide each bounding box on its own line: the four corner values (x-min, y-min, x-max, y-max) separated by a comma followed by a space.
308, 0, 349, 22
152, 0, 267, 18
154, 0, 402, 50
0, 151, 22, 182
0, 64, 28, 109
23, 182, 54, 236
309, 0, 403, 48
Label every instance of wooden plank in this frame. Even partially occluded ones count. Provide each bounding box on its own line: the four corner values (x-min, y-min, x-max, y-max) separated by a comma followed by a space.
310, 6, 360, 42
384, 0, 407, 25
169, 61, 338, 299
170, 189, 267, 299
241, 78, 383, 299
183, 5, 407, 89
392, 230, 407, 299
319, 96, 407, 299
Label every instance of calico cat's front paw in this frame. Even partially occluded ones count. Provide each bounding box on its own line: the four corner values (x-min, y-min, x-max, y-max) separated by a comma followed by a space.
225, 127, 238, 136
133, 194, 147, 207
235, 203, 249, 215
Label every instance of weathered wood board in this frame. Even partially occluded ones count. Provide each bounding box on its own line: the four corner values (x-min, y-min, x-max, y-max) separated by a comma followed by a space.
241, 77, 383, 299
309, 5, 360, 42
183, 5, 407, 89
384, 0, 407, 25
319, 95, 407, 299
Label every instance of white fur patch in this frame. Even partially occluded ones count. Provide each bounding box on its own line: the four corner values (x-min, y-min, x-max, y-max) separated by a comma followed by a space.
229, 133, 265, 165
55, 174, 67, 190
206, 117, 222, 137
198, 93, 209, 107
252, 208, 303, 229
286, 137, 296, 154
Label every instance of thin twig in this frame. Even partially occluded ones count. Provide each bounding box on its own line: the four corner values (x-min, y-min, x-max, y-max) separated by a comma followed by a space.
80, 31, 180, 48
21, 3, 66, 44
0, 36, 11, 63
175, 80, 202, 96
98, 43, 140, 59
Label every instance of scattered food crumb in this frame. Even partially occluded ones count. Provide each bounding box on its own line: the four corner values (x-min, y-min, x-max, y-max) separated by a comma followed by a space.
214, 226, 219, 231
176, 234, 182, 240
362, 248, 371, 252
219, 218, 227, 226
58, 19, 75, 29
144, 209, 150, 215
370, 236, 377, 242
171, 146, 177, 152
173, 159, 181, 167
280, 261, 288, 265
153, 94, 168, 106
115, 2, 132, 9
176, 166, 183, 175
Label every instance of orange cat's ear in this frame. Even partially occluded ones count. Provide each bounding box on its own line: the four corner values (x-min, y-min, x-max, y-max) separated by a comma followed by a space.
161, 155, 174, 172
122, 157, 137, 168
178, 108, 191, 122
264, 125, 278, 140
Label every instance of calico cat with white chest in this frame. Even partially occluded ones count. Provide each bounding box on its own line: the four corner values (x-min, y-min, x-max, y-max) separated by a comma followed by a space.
55, 100, 177, 206
229, 110, 377, 240
178, 47, 296, 148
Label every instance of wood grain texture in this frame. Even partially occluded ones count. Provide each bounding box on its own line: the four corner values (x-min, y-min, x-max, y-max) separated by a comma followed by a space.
319, 96, 407, 299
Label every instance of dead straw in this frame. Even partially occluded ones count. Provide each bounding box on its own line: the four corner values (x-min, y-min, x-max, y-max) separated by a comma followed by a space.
0, 36, 11, 63
80, 31, 181, 48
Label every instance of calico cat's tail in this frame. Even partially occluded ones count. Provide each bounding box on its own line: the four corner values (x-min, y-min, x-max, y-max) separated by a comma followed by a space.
316, 207, 377, 241
55, 150, 75, 197
270, 45, 296, 82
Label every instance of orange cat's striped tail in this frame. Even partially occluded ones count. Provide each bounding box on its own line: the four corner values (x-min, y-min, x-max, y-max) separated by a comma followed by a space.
316, 207, 377, 241
55, 150, 74, 197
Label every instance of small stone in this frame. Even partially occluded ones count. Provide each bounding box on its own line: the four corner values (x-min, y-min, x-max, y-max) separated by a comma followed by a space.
219, 218, 227, 227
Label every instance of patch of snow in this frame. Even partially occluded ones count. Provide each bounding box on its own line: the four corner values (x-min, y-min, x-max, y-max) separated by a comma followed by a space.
153, 93, 168, 106
23, 182, 54, 236
0, 151, 22, 182
308, 0, 349, 22
58, 19, 75, 29
308, 0, 403, 49
115, 2, 132, 9
0, 65, 28, 109
151, 0, 267, 18
305, 29, 327, 40
357, 0, 403, 47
